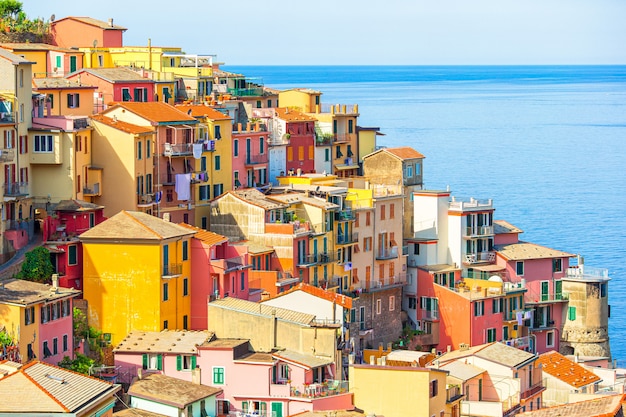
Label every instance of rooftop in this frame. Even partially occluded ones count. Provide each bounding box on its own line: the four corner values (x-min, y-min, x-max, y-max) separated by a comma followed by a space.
33, 77, 96, 89
264, 282, 352, 309
517, 393, 626, 417
91, 114, 154, 135
225, 189, 288, 211
439, 361, 486, 382
175, 104, 232, 120
209, 297, 316, 326
0, 279, 80, 306
364, 146, 425, 161
114, 330, 214, 354
272, 349, 334, 369
80, 210, 196, 241
52, 16, 127, 30
179, 223, 228, 247
105, 102, 197, 124
274, 107, 316, 122
128, 373, 221, 408
73, 67, 154, 82
495, 241, 574, 261
437, 342, 536, 369
536, 351, 601, 388
494, 219, 524, 234
54, 199, 104, 212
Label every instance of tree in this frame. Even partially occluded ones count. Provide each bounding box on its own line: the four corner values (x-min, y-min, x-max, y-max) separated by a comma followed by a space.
0, 0, 22, 20
17, 246, 54, 283
58, 353, 94, 374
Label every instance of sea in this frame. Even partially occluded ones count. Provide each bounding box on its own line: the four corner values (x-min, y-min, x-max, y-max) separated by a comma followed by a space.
224, 65, 626, 362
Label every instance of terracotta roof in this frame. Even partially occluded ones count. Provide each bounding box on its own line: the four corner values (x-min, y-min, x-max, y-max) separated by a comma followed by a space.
495, 241, 574, 261
53, 16, 127, 30
209, 297, 316, 326
114, 409, 169, 417
1, 43, 79, 52
175, 104, 232, 120
517, 393, 626, 417
494, 219, 524, 234
106, 102, 197, 124
128, 373, 221, 407
0, 361, 119, 413
79, 210, 196, 241
274, 107, 316, 122
72, 67, 153, 83
114, 330, 213, 354
54, 199, 104, 212
365, 146, 425, 160
0, 278, 80, 306
178, 223, 228, 247
265, 283, 352, 309
536, 351, 601, 388
272, 349, 334, 369
91, 114, 154, 135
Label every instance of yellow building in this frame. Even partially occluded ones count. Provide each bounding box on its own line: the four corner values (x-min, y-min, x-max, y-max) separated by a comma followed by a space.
90, 114, 155, 217
80, 210, 195, 346
349, 361, 448, 417
32, 78, 97, 116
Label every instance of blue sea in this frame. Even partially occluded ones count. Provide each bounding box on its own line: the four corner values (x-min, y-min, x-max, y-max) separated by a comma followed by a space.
225, 65, 626, 361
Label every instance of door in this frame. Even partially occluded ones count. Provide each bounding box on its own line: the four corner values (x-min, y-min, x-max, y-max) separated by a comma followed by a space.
271, 402, 283, 417
70, 56, 77, 73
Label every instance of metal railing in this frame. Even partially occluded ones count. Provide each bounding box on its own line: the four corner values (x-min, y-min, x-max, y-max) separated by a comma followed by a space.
336, 232, 358, 245
465, 225, 494, 237
376, 246, 399, 260
245, 154, 268, 165
163, 263, 182, 276
464, 251, 496, 264
3, 182, 28, 196
163, 143, 193, 156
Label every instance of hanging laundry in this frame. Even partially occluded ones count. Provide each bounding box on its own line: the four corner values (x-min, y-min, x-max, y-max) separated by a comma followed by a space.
524, 310, 532, 319
175, 173, 191, 201
193, 143, 203, 159
155, 191, 162, 204
516, 311, 524, 325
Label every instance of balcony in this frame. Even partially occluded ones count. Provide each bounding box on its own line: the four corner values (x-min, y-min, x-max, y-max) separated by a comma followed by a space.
0, 148, 14, 162
318, 252, 336, 264
162, 263, 182, 277
447, 385, 463, 403
137, 194, 154, 206
333, 133, 352, 143
449, 197, 494, 212
267, 132, 290, 146
564, 265, 610, 282
336, 232, 358, 245
334, 210, 356, 221
163, 142, 193, 157
420, 310, 439, 321
465, 225, 495, 237
226, 86, 264, 97
297, 254, 320, 267
376, 246, 399, 260
3, 182, 28, 197
320, 103, 359, 115
464, 251, 496, 265
520, 380, 546, 400
245, 154, 268, 166
364, 274, 407, 293
160, 173, 175, 186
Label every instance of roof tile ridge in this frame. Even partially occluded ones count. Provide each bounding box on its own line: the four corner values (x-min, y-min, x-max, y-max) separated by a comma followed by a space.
122, 210, 163, 239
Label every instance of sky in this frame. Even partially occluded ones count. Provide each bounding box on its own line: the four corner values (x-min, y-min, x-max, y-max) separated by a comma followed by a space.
23, 0, 626, 65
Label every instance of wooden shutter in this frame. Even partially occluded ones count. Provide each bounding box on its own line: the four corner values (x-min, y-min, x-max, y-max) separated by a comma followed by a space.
142, 354, 148, 369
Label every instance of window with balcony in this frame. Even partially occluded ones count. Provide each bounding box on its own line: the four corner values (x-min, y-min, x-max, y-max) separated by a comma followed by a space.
421, 297, 439, 319
34, 135, 53, 153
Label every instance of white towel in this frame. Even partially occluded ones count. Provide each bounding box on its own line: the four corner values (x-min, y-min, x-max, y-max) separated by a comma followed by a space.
192, 143, 203, 159
175, 173, 191, 201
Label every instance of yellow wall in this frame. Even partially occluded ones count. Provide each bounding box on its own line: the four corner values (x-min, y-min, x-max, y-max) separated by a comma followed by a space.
0, 303, 38, 361
278, 90, 320, 113
13, 51, 47, 77
349, 365, 448, 417
41, 88, 94, 117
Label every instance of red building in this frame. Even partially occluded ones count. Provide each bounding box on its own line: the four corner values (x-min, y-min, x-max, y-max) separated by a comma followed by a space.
42, 200, 106, 292
66, 68, 156, 106
275, 108, 316, 175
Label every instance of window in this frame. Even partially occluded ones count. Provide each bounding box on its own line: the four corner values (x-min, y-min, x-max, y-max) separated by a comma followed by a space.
133, 87, 148, 102
375, 298, 382, 315
241, 272, 245, 291
298, 146, 304, 160
348, 119, 354, 133
63, 334, 68, 352
122, 88, 131, 101
34, 135, 53, 153
503, 325, 509, 341
19, 68, 23, 87
53, 337, 58, 355
325, 148, 330, 162
406, 165, 413, 177
55, 55, 61, 68
69, 56, 77, 73
182, 240, 189, 260
546, 330, 555, 347
67, 93, 80, 108
98, 54, 104, 67
183, 315, 188, 330
137, 141, 142, 159
390, 204, 395, 219
287, 147, 293, 161
41, 305, 50, 323
213, 183, 223, 197
199, 185, 210, 200
389, 295, 395, 311
25, 306, 35, 325
492, 298, 503, 314
233, 139, 239, 157
62, 299, 71, 317
163, 87, 171, 103
143, 353, 163, 370
474, 300, 485, 317
43, 341, 51, 358
260, 137, 265, 154
214, 125, 221, 140
380, 205, 385, 220
552, 258, 562, 272
163, 320, 168, 329
601, 283, 607, 298
516, 261, 524, 276
68, 245, 77, 265
486, 328, 497, 342
213, 367, 225, 384
177, 354, 197, 371
215, 155, 221, 170
183, 278, 189, 296
568, 306, 576, 321
335, 145, 342, 158
163, 283, 169, 301
430, 380, 439, 397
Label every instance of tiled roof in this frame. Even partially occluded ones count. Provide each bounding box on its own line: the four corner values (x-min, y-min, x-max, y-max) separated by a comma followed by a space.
438, 342, 535, 369
268, 192, 339, 210
0, 278, 80, 306
175, 104, 232, 120
178, 223, 228, 247
0, 361, 119, 413
231, 241, 274, 255
203, 338, 249, 349
439, 361, 485, 381
209, 297, 316, 326
114, 409, 169, 417
266, 283, 352, 309
79, 210, 196, 241
91, 114, 154, 135
54, 16, 127, 30
494, 219, 524, 234
114, 330, 213, 354
495, 241, 574, 261
227, 189, 289, 210
33, 77, 96, 90
517, 393, 626, 417
536, 351, 601, 388
74, 67, 154, 83
54, 199, 104, 212
236, 351, 274, 363
272, 349, 334, 369
107, 102, 197, 124
0, 48, 35, 65
365, 146, 425, 160
1, 43, 78, 52
274, 108, 316, 122
128, 373, 221, 407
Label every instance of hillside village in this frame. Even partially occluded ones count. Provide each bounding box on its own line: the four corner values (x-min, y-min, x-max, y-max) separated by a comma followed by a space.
0, 13, 622, 417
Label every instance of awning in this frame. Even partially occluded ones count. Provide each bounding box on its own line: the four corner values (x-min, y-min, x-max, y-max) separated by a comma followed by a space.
334, 164, 359, 171
45, 245, 65, 253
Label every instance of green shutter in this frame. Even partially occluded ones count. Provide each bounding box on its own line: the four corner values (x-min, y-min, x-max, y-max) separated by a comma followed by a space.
568, 306, 576, 321
177, 355, 182, 371
157, 354, 163, 370
191, 356, 196, 369
272, 365, 277, 384
142, 354, 148, 370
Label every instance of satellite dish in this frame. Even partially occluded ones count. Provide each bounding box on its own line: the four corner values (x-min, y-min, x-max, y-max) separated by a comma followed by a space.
50, 14, 55, 22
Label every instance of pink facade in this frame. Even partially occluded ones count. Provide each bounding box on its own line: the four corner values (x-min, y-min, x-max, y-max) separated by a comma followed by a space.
66, 71, 155, 106
38, 298, 75, 365
232, 127, 269, 188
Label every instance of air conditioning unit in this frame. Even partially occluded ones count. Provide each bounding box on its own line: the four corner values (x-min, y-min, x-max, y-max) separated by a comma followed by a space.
164, 143, 173, 156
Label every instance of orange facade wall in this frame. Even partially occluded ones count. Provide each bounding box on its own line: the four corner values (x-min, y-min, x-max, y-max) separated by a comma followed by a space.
51, 20, 123, 48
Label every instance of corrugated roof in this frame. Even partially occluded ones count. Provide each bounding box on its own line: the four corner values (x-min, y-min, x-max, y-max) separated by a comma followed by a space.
274, 108, 316, 122
537, 351, 601, 388
128, 373, 221, 407
107, 102, 197, 124
265, 283, 352, 309
517, 393, 626, 417
494, 219, 524, 234
0, 361, 119, 413
209, 297, 316, 326
178, 223, 228, 247
114, 330, 213, 354
91, 114, 154, 135
272, 349, 334, 368
0, 279, 80, 305
175, 104, 232, 120
79, 210, 196, 241
495, 241, 574, 261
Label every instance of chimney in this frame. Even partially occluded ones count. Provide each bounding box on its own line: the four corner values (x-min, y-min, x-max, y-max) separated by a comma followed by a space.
137, 367, 143, 380
51, 274, 59, 293
369, 355, 375, 365
108, 18, 114, 27
191, 366, 201, 384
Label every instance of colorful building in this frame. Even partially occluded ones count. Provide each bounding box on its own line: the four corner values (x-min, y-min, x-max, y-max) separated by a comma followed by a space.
0, 43, 84, 78
273, 108, 317, 176
50, 16, 126, 49
66, 67, 156, 105
32, 77, 97, 116
0, 277, 80, 364
80, 210, 196, 345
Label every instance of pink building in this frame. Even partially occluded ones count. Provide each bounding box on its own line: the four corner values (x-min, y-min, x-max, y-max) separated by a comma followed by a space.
66, 68, 156, 106
43, 199, 106, 292
50, 16, 126, 49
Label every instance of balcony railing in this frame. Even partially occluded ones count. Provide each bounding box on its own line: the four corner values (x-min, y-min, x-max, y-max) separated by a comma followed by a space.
245, 154, 269, 165
298, 254, 320, 267
163, 143, 193, 157
318, 252, 336, 264
465, 225, 494, 237
227, 86, 264, 97
447, 385, 463, 403
336, 232, 358, 245
334, 210, 356, 221
3, 182, 28, 196
333, 133, 352, 143
565, 266, 610, 282
420, 310, 439, 320
137, 194, 154, 205
83, 183, 101, 196
464, 251, 496, 264
520, 380, 546, 400
267, 132, 290, 146
0, 148, 15, 162
449, 197, 494, 211
163, 263, 182, 277
376, 246, 399, 260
